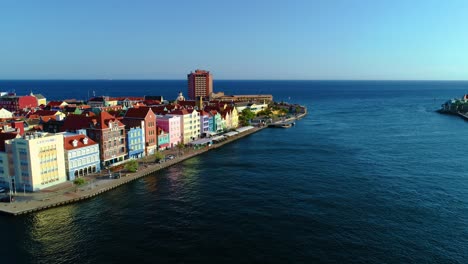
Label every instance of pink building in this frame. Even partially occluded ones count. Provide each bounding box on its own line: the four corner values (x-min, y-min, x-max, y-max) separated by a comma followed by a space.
156, 115, 181, 148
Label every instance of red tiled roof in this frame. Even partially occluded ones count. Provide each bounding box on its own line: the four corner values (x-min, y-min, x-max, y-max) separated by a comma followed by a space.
178, 101, 196, 107
32, 110, 59, 116
198, 110, 210, 116
62, 114, 94, 131
169, 109, 190, 115
124, 107, 154, 119
63, 134, 97, 150
95, 111, 125, 129
142, 100, 160, 106
47, 101, 65, 107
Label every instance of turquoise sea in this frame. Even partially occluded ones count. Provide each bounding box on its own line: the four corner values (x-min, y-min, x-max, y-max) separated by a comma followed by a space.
1, 80, 468, 263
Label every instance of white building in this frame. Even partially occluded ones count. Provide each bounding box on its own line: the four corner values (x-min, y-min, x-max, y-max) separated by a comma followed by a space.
4, 132, 67, 192
0, 108, 13, 119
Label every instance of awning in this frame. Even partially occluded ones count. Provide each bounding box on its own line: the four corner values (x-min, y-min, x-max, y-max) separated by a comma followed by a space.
236, 126, 254, 133
224, 131, 239, 137
188, 138, 212, 145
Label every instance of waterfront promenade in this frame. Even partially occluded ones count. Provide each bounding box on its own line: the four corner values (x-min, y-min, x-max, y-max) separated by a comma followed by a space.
0, 107, 307, 216
0, 126, 267, 216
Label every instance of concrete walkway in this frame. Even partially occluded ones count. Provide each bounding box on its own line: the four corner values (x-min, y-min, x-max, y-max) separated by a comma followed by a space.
0, 126, 267, 216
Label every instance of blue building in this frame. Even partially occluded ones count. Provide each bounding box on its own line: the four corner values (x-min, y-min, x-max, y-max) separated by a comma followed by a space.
63, 133, 101, 181
126, 126, 145, 159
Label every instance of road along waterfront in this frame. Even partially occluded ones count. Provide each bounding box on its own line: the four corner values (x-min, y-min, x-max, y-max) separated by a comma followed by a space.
0, 127, 267, 216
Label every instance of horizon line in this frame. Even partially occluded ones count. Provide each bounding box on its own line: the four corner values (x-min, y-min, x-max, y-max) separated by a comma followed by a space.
1, 79, 468, 82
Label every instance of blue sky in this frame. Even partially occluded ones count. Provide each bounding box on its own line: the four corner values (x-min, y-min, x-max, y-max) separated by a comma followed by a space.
1, 0, 468, 80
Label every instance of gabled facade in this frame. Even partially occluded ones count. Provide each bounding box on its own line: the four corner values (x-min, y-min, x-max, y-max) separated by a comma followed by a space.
122, 107, 157, 155
198, 110, 210, 137
157, 127, 170, 150
156, 115, 181, 148
209, 110, 223, 133
167, 109, 200, 143
63, 133, 100, 181
85, 111, 126, 167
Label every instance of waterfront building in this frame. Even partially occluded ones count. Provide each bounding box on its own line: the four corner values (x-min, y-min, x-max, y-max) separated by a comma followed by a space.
198, 110, 210, 137
4, 132, 66, 192
0, 94, 38, 113
187, 69, 213, 100
122, 107, 157, 155
85, 111, 126, 167
167, 109, 200, 143
211, 91, 273, 103
156, 115, 181, 148
157, 127, 170, 150
0, 108, 13, 119
235, 101, 268, 114
220, 106, 239, 130
208, 110, 223, 134
125, 126, 145, 159
63, 133, 100, 181
0, 132, 20, 189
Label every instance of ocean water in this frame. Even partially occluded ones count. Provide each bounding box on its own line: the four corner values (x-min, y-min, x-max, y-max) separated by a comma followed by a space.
1, 80, 468, 263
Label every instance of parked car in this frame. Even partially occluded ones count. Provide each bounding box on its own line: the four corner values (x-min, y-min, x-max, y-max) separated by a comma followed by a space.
0, 196, 14, 203
166, 154, 175, 160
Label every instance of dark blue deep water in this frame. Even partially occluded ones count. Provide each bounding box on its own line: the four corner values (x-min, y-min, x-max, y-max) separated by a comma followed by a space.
1, 80, 468, 263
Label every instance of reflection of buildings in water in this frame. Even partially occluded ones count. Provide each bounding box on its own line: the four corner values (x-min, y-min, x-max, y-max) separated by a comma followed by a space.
29, 206, 79, 256
142, 174, 158, 193
159, 157, 202, 201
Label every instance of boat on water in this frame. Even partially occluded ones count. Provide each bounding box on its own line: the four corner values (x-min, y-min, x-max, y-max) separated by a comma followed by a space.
281, 123, 292, 128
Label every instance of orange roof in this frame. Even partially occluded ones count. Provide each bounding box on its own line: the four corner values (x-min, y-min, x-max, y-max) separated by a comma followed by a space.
64, 134, 97, 150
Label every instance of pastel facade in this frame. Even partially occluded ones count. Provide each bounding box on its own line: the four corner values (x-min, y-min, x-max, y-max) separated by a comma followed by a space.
198, 110, 210, 137
156, 115, 181, 148
157, 127, 170, 150
63, 133, 101, 181
4, 133, 67, 192
126, 126, 145, 159
123, 107, 157, 155
0, 152, 11, 189
209, 111, 223, 133
167, 109, 200, 143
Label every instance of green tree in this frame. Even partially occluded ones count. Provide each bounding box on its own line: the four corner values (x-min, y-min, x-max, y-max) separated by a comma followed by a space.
176, 142, 185, 156
125, 160, 139, 172
239, 108, 255, 126
73, 178, 86, 186
154, 151, 165, 162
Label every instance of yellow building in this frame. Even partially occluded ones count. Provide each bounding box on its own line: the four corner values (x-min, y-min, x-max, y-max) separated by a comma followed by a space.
5, 132, 66, 192
167, 109, 200, 144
